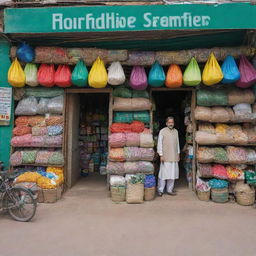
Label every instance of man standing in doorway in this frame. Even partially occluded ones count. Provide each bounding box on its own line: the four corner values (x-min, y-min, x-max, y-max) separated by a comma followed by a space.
157, 116, 180, 196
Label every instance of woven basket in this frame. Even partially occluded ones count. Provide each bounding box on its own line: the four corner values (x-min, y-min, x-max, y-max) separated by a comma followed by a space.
37, 188, 44, 203
235, 191, 255, 206
211, 188, 229, 203
111, 186, 126, 202
43, 188, 58, 203
197, 190, 210, 201
126, 183, 144, 204
144, 187, 156, 201
57, 185, 63, 200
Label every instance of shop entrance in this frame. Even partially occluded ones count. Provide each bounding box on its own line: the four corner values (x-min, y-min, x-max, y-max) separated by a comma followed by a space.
152, 89, 195, 190
65, 89, 111, 188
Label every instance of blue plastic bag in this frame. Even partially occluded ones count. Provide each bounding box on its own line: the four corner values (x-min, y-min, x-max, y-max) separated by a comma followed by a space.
17, 43, 35, 63
221, 55, 240, 84
144, 174, 156, 188
71, 60, 88, 87
148, 61, 165, 87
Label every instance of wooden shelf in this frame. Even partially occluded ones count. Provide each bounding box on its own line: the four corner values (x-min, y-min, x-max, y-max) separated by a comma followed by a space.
11, 164, 64, 167
12, 146, 62, 148
197, 144, 256, 147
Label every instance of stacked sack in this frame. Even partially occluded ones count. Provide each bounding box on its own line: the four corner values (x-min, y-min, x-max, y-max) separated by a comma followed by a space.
10, 90, 65, 168
107, 87, 155, 176
14, 167, 64, 203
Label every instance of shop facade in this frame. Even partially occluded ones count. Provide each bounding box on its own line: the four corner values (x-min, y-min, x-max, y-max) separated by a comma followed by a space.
1, 2, 256, 204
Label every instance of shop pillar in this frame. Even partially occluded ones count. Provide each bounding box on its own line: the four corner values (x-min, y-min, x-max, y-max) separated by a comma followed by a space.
0, 38, 13, 170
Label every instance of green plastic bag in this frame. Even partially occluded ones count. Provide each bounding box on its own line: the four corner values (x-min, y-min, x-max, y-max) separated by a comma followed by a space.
113, 86, 132, 98
133, 111, 150, 123
197, 89, 228, 106
24, 63, 38, 87
114, 112, 133, 123
72, 60, 88, 87
183, 57, 201, 86
132, 90, 149, 99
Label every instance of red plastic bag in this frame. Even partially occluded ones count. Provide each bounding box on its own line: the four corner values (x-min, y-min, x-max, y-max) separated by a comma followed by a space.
129, 66, 148, 90
110, 123, 131, 133
236, 56, 256, 88
165, 64, 183, 88
37, 64, 55, 87
130, 121, 145, 133
54, 64, 72, 88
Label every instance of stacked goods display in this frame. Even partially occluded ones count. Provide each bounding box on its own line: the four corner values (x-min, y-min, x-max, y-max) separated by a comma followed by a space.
195, 86, 256, 205
107, 86, 156, 203
79, 110, 108, 176
10, 88, 65, 203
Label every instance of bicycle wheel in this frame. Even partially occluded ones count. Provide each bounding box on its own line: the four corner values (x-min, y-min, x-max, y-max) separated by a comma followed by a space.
3, 187, 37, 222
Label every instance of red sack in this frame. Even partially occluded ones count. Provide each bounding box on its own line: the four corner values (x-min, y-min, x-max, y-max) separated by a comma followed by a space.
54, 64, 72, 88
37, 64, 55, 87
212, 164, 228, 179
110, 123, 131, 133
130, 121, 145, 133
13, 125, 32, 136
236, 56, 256, 88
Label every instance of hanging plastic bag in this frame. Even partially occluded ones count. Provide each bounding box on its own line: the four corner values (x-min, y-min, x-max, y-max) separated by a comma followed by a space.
148, 61, 165, 87
129, 66, 148, 90
38, 64, 55, 87
17, 42, 35, 63
108, 61, 126, 86
236, 56, 256, 88
24, 63, 38, 87
54, 64, 72, 88
8, 58, 26, 87
71, 60, 88, 87
165, 64, 182, 88
88, 57, 108, 88
202, 53, 223, 86
221, 55, 240, 84
183, 57, 201, 86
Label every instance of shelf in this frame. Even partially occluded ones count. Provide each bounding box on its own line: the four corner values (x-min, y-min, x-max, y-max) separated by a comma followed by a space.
197, 144, 256, 147
13, 146, 62, 148
197, 161, 255, 165
11, 164, 64, 167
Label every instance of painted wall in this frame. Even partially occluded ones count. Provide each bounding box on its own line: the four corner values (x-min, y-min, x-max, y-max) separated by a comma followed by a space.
0, 38, 13, 170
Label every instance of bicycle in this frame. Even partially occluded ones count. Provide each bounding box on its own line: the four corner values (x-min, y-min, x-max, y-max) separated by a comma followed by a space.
0, 171, 37, 222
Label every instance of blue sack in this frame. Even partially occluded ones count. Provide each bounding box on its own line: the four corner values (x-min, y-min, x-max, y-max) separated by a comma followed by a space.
221, 55, 240, 84
148, 61, 165, 87
144, 174, 156, 188
17, 42, 35, 63
208, 179, 229, 189
71, 60, 88, 87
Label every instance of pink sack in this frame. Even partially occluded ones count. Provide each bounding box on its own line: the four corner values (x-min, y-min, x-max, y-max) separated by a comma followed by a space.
236, 56, 256, 88
129, 66, 148, 90
109, 133, 126, 148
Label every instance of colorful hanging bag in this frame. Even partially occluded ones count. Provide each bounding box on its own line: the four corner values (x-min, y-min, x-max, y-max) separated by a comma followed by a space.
165, 64, 183, 88
202, 53, 223, 86
221, 55, 240, 84
108, 61, 126, 86
183, 57, 201, 86
38, 64, 55, 87
17, 42, 35, 63
148, 61, 165, 87
88, 57, 108, 88
236, 55, 256, 88
54, 64, 72, 88
71, 60, 88, 87
8, 58, 26, 87
129, 66, 148, 90
24, 63, 38, 87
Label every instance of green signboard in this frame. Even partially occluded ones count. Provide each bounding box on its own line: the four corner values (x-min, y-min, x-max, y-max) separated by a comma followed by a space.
4, 3, 256, 33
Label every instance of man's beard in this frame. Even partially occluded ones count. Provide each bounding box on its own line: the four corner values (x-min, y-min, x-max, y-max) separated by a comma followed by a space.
168, 125, 174, 129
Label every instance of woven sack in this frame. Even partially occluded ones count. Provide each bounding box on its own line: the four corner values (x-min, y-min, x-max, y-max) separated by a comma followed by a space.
111, 185, 126, 202
195, 131, 217, 145
144, 187, 156, 201
194, 107, 212, 121
197, 190, 210, 201
228, 89, 255, 105
140, 133, 154, 148
211, 188, 229, 203
126, 183, 144, 204
43, 188, 58, 203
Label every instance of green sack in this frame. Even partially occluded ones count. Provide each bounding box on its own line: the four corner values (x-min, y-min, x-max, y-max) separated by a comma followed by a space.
25, 87, 64, 98
114, 112, 133, 123
132, 90, 150, 99
22, 151, 37, 164
71, 60, 88, 87
245, 170, 256, 185
48, 152, 64, 165
183, 57, 201, 86
24, 63, 38, 87
113, 86, 132, 98
133, 111, 150, 123
197, 89, 228, 106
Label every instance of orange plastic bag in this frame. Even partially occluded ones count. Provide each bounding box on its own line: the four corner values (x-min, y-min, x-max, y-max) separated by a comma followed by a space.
165, 64, 182, 88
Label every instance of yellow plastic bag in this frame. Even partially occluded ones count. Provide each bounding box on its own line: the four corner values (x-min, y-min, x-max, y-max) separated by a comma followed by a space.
88, 57, 108, 88
8, 58, 26, 87
47, 167, 64, 176
202, 53, 223, 86
37, 176, 57, 189
16, 172, 42, 183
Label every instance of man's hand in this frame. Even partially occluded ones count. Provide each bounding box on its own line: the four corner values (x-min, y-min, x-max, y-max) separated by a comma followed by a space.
160, 156, 164, 162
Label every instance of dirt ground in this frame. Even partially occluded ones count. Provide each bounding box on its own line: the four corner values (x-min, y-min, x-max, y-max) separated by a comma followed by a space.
1, 174, 256, 256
